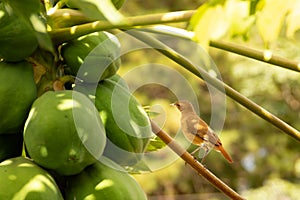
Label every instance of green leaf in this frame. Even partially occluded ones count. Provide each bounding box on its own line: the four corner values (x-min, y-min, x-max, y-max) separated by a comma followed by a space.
30, 14, 54, 53
250, 0, 260, 15
146, 136, 167, 152
66, 0, 124, 23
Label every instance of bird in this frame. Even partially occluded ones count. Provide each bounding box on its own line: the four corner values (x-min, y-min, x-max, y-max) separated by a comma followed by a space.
172, 100, 233, 163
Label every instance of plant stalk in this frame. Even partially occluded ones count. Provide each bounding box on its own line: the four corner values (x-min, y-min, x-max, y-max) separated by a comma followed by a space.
142, 26, 300, 73
49, 10, 196, 44
209, 40, 300, 73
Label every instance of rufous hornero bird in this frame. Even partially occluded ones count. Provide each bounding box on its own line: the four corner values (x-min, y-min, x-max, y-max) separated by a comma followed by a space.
172, 100, 233, 163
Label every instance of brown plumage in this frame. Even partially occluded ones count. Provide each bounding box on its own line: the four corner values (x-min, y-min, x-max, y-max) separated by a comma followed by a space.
173, 100, 233, 163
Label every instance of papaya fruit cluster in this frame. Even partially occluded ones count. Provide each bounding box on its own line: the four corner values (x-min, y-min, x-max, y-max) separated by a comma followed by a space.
0, 0, 150, 199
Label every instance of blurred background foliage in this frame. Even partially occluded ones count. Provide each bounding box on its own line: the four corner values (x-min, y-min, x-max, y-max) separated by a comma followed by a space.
119, 0, 300, 199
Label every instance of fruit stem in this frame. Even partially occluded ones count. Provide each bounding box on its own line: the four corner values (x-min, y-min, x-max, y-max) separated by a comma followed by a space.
59, 75, 75, 85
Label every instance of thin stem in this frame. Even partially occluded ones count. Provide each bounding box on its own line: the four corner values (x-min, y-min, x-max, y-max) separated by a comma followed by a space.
150, 120, 245, 200
124, 29, 300, 142
209, 40, 300, 73
143, 26, 300, 73
49, 10, 196, 44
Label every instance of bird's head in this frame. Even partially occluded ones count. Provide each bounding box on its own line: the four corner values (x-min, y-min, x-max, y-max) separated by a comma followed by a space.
171, 100, 194, 112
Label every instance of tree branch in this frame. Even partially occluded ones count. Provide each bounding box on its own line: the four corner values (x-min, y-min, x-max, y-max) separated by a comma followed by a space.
150, 120, 245, 200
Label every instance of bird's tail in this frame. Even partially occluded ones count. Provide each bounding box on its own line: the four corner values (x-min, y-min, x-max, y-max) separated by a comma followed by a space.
216, 145, 233, 163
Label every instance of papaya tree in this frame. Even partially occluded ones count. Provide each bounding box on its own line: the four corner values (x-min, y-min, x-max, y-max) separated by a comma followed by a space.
0, 0, 300, 199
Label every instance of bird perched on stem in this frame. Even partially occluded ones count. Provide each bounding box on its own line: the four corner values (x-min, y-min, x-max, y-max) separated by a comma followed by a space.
172, 100, 233, 163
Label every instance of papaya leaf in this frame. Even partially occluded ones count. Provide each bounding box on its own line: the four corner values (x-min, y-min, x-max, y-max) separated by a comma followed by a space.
66, 0, 124, 23
256, 0, 292, 46
224, 0, 255, 39
286, 0, 300, 38
188, 0, 229, 48
66, 0, 105, 21
96, 0, 123, 24
30, 14, 54, 53
249, 0, 260, 15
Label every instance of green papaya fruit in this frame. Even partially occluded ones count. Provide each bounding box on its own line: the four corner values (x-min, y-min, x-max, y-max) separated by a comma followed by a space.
65, 156, 147, 200
24, 90, 106, 175
0, 157, 63, 200
0, 61, 37, 134
105, 73, 129, 89
0, 0, 41, 61
61, 31, 121, 83
75, 76, 152, 166
0, 133, 23, 162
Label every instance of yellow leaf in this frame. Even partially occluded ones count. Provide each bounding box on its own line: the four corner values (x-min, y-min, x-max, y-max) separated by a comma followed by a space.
225, 0, 255, 37
191, 4, 229, 49
286, 0, 300, 38
256, 0, 292, 46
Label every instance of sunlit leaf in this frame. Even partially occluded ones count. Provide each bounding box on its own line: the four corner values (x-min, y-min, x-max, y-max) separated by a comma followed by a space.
146, 136, 166, 152
249, 0, 260, 15
286, 0, 300, 38
225, 0, 255, 39
66, 0, 124, 23
256, 0, 292, 46
30, 14, 54, 53
189, 0, 229, 48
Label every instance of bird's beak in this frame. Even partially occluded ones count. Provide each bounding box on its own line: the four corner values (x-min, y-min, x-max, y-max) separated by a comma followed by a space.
170, 102, 176, 107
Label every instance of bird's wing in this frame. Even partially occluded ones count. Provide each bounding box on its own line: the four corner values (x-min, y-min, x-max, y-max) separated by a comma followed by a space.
183, 114, 207, 136
182, 113, 233, 163
183, 114, 222, 146
195, 118, 222, 147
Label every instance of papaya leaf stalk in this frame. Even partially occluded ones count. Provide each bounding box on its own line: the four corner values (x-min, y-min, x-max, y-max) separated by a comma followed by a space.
49, 10, 196, 44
